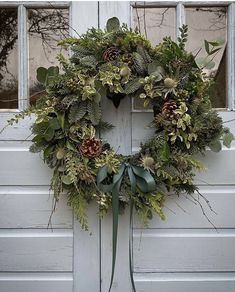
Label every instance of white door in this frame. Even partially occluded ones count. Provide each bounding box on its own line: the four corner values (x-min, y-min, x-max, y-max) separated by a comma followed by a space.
98, 2, 235, 292
1, 2, 235, 292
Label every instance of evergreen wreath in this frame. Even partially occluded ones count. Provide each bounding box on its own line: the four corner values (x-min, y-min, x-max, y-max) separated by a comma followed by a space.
4, 17, 234, 291
6, 17, 233, 227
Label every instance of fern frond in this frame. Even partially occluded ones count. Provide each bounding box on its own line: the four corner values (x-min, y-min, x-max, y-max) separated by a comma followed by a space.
132, 52, 147, 75
137, 45, 152, 63
68, 189, 88, 230
124, 77, 142, 95
80, 55, 98, 69
96, 120, 114, 132
87, 101, 101, 125
71, 44, 91, 61
69, 102, 87, 123
65, 151, 79, 183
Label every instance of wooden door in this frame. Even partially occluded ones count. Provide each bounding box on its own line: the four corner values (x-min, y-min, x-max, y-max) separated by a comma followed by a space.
1, 2, 235, 292
97, 2, 235, 292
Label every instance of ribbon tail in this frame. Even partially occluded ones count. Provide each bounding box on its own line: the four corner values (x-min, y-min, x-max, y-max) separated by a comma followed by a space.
108, 168, 125, 292
129, 201, 137, 292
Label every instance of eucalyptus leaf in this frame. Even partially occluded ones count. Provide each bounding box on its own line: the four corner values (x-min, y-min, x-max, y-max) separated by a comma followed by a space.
195, 57, 215, 69
57, 112, 65, 130
223, 132, 234, 148
49, 118, 61, 130
204, 60, 215, 69
61, 175, 73, 185
204, 40, 210, 55
56, 148, 65, 160
208, 40, 224, 46
209, 140, 222, 152
106, 17, 120, 32
47, 66, 59, 76
43, 145, 55, 161
44, 127, 54, 142
36, 67, 48, 84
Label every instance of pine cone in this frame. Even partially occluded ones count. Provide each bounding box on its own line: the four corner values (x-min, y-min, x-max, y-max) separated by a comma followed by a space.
161, 100, 178, 120
102, 46, 120, 62
79, 138, 102, 158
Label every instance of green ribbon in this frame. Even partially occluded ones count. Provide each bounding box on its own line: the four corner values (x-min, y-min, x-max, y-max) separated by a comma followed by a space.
97, 163, 156, 292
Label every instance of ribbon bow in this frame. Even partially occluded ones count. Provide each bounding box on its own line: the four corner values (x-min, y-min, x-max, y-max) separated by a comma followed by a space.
97, 163, 156, 292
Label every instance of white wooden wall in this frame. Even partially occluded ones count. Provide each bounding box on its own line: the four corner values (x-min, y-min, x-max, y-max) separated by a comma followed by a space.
0, 2, 235, 292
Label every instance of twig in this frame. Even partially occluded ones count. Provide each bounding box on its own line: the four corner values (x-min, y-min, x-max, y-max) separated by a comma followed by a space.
143, 2, 148, 38
189, 193, 218, 231
196, 189, 217, 215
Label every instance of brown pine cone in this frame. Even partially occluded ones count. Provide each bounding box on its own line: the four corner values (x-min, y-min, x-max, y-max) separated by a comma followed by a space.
102, 46, 120, 62
162, 100, 178, 120
79, 138, 102, 158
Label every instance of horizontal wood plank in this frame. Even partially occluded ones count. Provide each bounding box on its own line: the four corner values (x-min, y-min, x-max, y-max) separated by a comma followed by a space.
133, 229, 235, 272
134, 272, 235, 292
0, 273, 73, 292
0, 115, 33, 141
195, 147, 235, 185
0, 142, 51, 185
134, 185, 235, 228
0, 229, 73, 272
0, 186, 72, 228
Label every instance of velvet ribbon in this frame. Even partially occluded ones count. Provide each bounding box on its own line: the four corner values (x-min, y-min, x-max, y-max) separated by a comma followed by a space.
97, 163, 156, 292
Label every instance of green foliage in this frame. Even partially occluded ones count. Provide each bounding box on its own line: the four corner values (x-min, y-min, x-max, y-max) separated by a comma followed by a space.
106, 17, 120, 32
87, 100, 101, 125
69, 102, 87, 123
68, 189, 89, 230
177, 24, 188, 50
124, 78, 142, 95
3, 17, 233, 232
132, 52, 147, 75
37, 66, 59, 86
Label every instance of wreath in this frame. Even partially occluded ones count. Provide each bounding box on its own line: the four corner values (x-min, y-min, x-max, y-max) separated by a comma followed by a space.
5, 17, 233, 291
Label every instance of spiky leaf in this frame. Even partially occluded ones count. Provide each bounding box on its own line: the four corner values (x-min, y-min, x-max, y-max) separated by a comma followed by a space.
124, 78, 142, 95
96, 120, 114, 132
137, 45, 152, 63
132, 52, 147, 75
87, 101, 101, 125
69, 102, 87, 123
80, 55, 97, 68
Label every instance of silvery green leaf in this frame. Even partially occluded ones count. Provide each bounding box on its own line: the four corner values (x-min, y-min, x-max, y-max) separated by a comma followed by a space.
223, 132, 234, 148
106, 17, 120, 32
209, 140, 222, 152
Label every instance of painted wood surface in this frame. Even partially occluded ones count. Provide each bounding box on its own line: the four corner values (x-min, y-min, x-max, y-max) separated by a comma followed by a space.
134, 272, 235, 292
0, 2, 235, 292
0, 229, 73, 271
0, 186, 72, 228
71, 2, 101, 292
134, 185, 235, 228
133, 229, 235, 272
0, 273, 73, 292
0, 142, 51, 185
